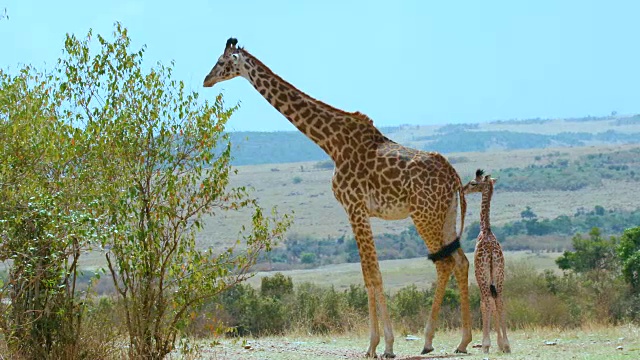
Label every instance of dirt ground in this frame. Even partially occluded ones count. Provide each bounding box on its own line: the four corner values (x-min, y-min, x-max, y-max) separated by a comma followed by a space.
183, 325, 639, 359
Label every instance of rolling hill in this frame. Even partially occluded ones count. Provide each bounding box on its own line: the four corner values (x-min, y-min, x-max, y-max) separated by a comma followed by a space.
195, 114, 640, 250
225, 114, 640, 165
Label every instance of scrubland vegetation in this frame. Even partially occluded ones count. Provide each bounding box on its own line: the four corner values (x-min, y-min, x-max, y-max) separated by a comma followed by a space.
0, 24, 290, 359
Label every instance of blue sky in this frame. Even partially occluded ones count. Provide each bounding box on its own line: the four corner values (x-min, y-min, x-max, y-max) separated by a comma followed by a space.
1, 0, 639, 132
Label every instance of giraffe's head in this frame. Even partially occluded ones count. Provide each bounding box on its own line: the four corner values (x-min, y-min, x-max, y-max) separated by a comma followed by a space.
463, 169, 496, 194
203, 37, 247, 87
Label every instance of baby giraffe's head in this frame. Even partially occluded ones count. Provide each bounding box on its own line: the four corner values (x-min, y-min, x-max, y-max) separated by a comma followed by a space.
463, 169, 497, 195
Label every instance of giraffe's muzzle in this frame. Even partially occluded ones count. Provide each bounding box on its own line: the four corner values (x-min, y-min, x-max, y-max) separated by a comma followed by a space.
203, 74, 216, 87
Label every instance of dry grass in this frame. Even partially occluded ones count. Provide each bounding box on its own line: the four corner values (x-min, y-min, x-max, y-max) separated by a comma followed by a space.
247, 251, 560, 293
196, 144, 640, 248
183, 323, 640, 359
71, 250, 559, 295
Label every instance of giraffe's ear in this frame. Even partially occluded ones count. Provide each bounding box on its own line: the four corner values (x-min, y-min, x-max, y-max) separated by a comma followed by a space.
231, 53, 240, 65
490, 177, 497, 185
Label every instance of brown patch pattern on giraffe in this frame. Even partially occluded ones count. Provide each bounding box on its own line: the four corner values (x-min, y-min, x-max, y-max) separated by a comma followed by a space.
203, 38, 472, 358
463, 169, 511, 354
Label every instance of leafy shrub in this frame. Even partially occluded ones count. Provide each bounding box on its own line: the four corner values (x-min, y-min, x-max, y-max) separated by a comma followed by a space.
300, 252, 317, 264
556, 228, 618, 273
391, 285, 430, 333
196, 254, 640, 339
344, 285, 368, 316
261, 272, 294, 299
618, 227, 640, 290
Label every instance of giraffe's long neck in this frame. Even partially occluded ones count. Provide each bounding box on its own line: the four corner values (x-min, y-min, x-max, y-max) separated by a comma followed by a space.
479, 185, 493, 232
239, 49, 384, 160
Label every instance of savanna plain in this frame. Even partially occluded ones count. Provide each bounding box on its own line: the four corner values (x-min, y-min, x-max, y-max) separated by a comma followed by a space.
156, 117, 640, 359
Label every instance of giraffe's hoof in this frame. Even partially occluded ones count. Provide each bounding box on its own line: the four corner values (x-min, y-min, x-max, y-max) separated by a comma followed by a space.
421, 347, 434, 355
454, 348, 468, 354
365, 351, 377, 358
382, 352, 396, 358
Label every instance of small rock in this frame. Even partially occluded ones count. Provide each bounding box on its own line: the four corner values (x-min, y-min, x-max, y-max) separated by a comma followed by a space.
617, 345, 623, 350
544, 341, 557, 346
405, 335, 420, 341
472, 344, 483, 348
243, 345, 252, 350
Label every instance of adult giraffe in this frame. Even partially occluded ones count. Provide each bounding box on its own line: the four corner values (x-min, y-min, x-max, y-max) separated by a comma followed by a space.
203, 38, 471, 358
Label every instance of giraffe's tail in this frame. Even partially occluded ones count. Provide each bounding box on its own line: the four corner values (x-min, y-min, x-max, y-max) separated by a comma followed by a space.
490, 284, 498, 298
457, 174, 466, 243
489, 249, 499, 298
426, 173, 467, 263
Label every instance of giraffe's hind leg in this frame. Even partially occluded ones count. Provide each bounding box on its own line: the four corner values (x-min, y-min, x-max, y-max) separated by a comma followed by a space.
495, 294, 511, 353
493, 258, 511, 353
422, 256, 455, 354
476, 251, 494, 353
411, 212, 455, 355
453, 248, 472, 353
414, 191, 471, 354
493, 249, 510, 353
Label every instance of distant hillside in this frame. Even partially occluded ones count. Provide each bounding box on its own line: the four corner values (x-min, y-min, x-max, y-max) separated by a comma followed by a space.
228, 131, 327, 165
226, 114, 640, 166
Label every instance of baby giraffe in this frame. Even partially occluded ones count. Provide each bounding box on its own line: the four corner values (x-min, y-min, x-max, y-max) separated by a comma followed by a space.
464, 169, 511, 354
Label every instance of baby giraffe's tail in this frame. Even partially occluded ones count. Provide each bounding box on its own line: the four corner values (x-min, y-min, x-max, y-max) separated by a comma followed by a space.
490, 255, 498, 298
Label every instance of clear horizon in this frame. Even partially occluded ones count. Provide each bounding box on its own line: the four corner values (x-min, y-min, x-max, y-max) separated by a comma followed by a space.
2, 0, 639, 132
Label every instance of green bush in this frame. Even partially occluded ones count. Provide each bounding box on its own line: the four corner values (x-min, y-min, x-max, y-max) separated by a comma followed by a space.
504, 265, 580, 328
188, 250, 640, 339
344, 285, 368, 316
618, 227, 640, 291
261, 272, 294, 299
300, 252, 317, 264
390, 285, 430, 333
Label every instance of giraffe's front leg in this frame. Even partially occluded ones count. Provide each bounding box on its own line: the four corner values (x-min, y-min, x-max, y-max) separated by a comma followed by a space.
363, 267, 396, 358
364, 283, 380, 358
375, 271, 395, 358
348, 209, 395, 358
